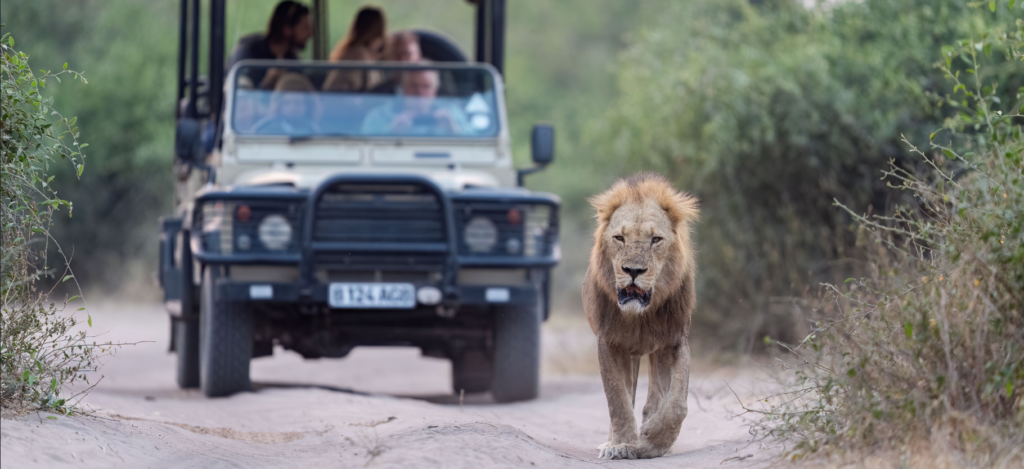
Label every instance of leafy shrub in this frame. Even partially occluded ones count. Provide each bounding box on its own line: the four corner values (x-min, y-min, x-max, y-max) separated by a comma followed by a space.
594, 0, 1023, 351
758, 12, 1024, 465
1, 31, 108, 414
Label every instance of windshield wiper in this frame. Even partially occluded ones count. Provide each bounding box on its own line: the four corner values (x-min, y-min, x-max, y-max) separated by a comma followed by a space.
288, 133, 354, 143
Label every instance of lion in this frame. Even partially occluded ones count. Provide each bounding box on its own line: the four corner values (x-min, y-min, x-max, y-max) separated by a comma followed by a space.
582, 172, 699, 460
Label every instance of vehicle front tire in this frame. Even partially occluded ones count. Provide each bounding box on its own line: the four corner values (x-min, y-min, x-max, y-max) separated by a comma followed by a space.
175, 229, 200, 389
199, 266, 252, 397
491, 300, 541, 403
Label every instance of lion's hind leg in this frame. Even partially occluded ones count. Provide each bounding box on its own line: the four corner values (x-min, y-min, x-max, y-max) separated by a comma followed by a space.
642, 350, 671, 423
636, 340, 691, 458
628, 355, 640, 407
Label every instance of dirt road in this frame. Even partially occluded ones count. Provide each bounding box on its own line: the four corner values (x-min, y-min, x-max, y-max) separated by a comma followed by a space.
1, 302, 780, 468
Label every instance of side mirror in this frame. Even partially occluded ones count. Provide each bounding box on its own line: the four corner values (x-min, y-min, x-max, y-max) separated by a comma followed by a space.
519, 123, 555, 186
175, 118, 204, 164
531, 123, 555, 165
175, 118, 216, 184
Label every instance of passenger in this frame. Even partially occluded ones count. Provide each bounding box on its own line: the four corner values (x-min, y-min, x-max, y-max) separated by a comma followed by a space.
328, 6, 387, 61
384, 31, 421, 62
364, 31, 422, 94
361, 68, 469, 136
227, 1, 312, 88
251, 73, 320, 135
322, 6, 386, 92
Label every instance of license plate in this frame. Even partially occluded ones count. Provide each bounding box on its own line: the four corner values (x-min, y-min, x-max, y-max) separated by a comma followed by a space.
328, 283, 416, 309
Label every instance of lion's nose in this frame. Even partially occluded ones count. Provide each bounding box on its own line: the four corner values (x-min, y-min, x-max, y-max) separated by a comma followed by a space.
621, 266, 648, 281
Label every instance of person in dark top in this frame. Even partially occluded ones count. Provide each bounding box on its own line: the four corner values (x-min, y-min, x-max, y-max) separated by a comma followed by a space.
227, 1, 312, 88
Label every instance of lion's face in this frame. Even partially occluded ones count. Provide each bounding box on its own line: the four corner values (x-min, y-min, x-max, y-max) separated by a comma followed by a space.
604, 198, 676, 315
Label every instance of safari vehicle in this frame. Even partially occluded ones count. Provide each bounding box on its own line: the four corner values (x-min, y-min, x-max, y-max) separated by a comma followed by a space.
158, 0, 559, 402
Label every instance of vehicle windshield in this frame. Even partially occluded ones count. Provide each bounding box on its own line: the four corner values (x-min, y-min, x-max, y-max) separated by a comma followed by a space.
231, 63, 500, 139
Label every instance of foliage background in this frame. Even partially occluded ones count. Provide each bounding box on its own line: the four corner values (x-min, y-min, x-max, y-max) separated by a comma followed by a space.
0, 0, 1020, 353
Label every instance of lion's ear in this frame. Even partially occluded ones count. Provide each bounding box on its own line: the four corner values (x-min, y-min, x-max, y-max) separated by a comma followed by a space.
588, 183, 628, 226
661, 191, 700, 229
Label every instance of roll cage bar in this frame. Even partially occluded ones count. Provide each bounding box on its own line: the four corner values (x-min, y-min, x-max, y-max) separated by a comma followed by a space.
175, 0, 506, 121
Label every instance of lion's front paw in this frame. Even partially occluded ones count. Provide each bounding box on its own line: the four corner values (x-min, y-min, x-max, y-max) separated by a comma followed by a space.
597, 443, 640, 460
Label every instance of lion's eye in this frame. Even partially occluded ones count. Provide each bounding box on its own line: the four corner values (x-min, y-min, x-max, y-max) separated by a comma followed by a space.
613, 235, 625, 243
651, 237, 663, 244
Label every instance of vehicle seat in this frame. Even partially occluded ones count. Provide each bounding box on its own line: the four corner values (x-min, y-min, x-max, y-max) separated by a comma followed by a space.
412, 30, 467, 62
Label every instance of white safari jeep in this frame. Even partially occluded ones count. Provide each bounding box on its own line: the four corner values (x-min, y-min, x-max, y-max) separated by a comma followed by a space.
160, 58, 559, 401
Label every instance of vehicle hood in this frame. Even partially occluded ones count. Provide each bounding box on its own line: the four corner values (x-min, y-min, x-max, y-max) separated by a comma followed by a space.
230, 165, 503, 191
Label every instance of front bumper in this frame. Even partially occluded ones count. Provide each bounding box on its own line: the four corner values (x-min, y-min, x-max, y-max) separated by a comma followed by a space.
187, 174, 558, 315
214, 281, 538, 308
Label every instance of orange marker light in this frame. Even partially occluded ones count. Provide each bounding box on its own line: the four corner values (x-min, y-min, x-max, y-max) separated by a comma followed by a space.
507, 208, 522, 225
236, 204, 252, 222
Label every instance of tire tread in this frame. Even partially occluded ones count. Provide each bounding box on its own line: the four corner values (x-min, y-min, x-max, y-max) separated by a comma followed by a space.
491, 300, 541, 403
200, 268, 252, 397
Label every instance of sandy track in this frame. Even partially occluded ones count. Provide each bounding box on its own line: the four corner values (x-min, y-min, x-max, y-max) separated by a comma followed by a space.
1, 302, 780, 468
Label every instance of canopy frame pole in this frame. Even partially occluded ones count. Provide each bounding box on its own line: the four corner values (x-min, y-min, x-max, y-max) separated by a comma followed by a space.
312, 0, 329, 61
474, 0, 505, 75
209, 0, 226, 117
176, 0, 188, 118
186, 0, 201, 118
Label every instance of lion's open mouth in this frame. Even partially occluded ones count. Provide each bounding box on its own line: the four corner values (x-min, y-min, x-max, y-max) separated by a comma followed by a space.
617, 284, 652, 308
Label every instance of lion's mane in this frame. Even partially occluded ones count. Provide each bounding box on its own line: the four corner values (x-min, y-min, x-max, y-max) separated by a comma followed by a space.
584, 173, 700, 343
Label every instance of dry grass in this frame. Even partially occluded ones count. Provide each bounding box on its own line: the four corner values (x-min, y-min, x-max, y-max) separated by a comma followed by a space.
749, 28, 1024, 468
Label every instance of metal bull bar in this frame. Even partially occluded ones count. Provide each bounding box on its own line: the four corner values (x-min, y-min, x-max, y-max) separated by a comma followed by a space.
300, 174, 461, 315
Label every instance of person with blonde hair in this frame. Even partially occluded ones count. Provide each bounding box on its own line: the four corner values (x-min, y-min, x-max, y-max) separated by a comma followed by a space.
362, 31, 423, 94
323, 6, 386, 91
252, 73, 320, 134
384, 31, 421, 62
329, 6, 386, 61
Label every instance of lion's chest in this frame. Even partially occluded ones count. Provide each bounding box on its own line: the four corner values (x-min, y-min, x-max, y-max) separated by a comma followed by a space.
600, 311, 684, 355
621, 339, 661, 357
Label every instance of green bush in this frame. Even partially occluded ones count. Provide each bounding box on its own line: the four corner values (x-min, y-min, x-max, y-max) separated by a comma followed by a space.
0, 31, 107, 414
1, 0, 179, 294
758, 12, 1023, 464
594, 0, 1023, 351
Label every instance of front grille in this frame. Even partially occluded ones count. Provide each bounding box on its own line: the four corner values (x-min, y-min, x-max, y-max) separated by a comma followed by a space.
313, 184, 445, 243
312, 182, 447, 271
313, 252, 446, 270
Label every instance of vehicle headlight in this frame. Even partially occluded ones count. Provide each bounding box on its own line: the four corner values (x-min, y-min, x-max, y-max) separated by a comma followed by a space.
258, 214, 293, 251
523, 205, 552, 257
464, 216, 498, 253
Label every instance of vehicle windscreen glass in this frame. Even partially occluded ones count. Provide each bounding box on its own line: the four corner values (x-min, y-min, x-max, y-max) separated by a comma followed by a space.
231, 64, 500, 139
